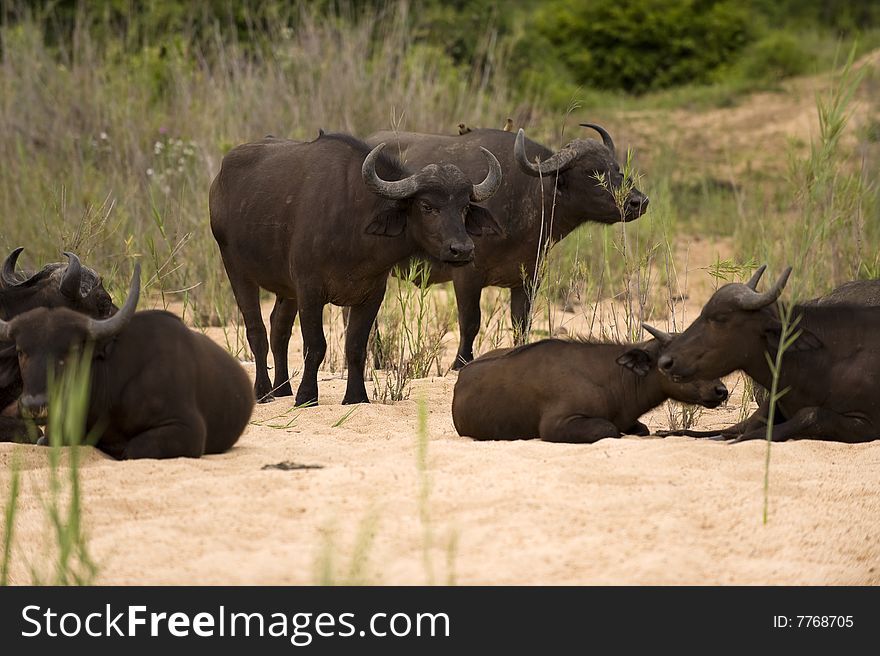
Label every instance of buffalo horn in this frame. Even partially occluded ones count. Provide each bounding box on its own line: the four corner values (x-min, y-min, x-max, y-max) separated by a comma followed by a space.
85, 263, 140, 341
60, 251, 84, 299
744, 264, 767, 290
362, 143, 421, 200
579, 123, 616, 157
470, 147, 503, 202
514, 128, 578, 177
732, 266, 792, 310
642, 323, 673, 345
1, 247, 24, 287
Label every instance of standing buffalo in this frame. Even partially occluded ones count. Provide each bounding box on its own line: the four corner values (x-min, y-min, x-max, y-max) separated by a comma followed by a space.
651, 265, 880, 443
366, 125, 649, 368
452, 335, 727, 443
0, 248, 116, 441
210, 132, 503, 405
0, 264, 255, 459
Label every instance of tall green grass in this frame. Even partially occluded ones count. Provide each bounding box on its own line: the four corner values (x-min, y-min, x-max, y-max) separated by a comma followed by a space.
1, 346, 98, 585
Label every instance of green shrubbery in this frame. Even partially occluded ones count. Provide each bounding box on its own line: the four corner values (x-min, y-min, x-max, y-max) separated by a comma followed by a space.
532, 0, 754, 94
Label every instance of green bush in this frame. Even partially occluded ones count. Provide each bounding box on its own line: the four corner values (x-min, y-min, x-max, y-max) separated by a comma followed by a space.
735, 31, 814, 83
533, 0, 755, 94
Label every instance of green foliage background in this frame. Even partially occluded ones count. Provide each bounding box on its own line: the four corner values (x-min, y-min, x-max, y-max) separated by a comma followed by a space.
6, 0, 880, 106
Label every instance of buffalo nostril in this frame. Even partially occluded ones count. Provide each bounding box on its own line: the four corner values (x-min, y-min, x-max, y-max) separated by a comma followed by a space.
715, 385, 728, 400
629, 196, 648, 211
449, 244, 474, 259
658, 354, 673, 372
20, 394, 48, 410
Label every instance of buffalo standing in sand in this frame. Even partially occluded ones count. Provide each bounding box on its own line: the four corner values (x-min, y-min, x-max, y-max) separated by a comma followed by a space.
452, 336, 728, 443
365, 125, 649, 368
0, 264, 254, 459
210, 132, 503, 405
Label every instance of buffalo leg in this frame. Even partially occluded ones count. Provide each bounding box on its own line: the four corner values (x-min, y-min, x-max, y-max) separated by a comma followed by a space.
658, 398, 773, 438
451, 273, 484, 369
342, 288, 386, 405
294, 295, 327, 407
510, 284, 532, 346
623, 421, 650, 437
220, 256, 273, 402
0, 416, 39, 443
732, 407, 877, 444
120, 419, 207, 460
269, 295, 298, 397
539, 414, 621, 444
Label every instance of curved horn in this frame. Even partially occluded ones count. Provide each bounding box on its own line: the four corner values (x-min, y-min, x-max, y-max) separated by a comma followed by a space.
85, 263, 140, 341
514, 128, 578, 177
579, 123, 616, 157
60, 251, 84, 299
744, 264, 767, 290
362, 142, 420, 200
470, 147, 503, 202
732, 266, 792, 311
1, 247, 24, 287
642, 323, 673, 345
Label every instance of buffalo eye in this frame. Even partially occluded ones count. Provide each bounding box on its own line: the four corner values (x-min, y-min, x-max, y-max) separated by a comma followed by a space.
419, 201, 436, 213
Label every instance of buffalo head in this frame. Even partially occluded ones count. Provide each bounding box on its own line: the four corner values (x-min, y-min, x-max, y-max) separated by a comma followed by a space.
515, 124, 648, 224
0, 264, 140, 422
648, 265, 816, 384
0, 248, 116, 319
362, 144, 503, 266
616, 330, 728, 408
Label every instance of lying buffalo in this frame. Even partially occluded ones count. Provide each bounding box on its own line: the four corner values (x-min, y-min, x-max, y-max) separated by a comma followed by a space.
0, 264, 254, 459
655, 275, 880, 439
651, 265, 880, 443
452, 335, 728, 443
210, 132, 502, 405
366, 125, 649, 368
1, 248, 116, 441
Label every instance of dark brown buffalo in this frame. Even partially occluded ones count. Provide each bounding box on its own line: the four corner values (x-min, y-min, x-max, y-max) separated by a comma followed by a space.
652, 265, 880, 443
210, 132, 502, 405
0, 248, 115, 441
0, 264, 254, 459
656, 275, 880, 439
365, 125, 649, 368
452, 336, 728, 443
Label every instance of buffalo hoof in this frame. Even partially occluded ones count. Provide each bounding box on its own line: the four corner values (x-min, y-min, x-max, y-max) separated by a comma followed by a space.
295, 394, 318, 408
341, 395, 370, 405
451, 356, 472, 371
256, 393, 275, 404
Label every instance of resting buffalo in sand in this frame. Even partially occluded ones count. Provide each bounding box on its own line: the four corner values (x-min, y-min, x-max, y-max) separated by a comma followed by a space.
452, 336, 728, 443
366, 124, 649, 368
210, 132, 502, 405
0, 248, 115, 441
657, 275, 880, 439
652, 265, 880, 443
0, 264, 254, 459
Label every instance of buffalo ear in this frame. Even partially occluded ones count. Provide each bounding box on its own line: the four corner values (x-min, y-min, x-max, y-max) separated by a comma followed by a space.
365, 209, 406, 237
465, 205, 504, 237
616, 347, 654, 377
764, 325, 823, 352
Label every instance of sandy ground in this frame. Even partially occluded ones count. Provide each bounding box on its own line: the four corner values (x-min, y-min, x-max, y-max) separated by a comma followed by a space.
2, 259, 879, 585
